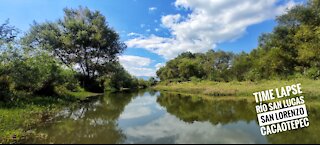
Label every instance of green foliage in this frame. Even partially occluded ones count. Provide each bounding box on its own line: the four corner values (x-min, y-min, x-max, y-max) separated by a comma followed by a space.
255, 0, 320, 80
0, 19, 17, 47
0, 76, 14, 102
0, 21, 18, 101
231, 52, 252, 81
1, 8, 139, 98
306, 67, 320, 80
53, 68, 80, 92
22, 7, 126, 92
100, 63, 156, 92
0, 47, 80, 101
101, 63, 138, 92
148, 77, 158, 86
157, 51, 234, 82
137, 78, 148, 89
11, 53, 54, 93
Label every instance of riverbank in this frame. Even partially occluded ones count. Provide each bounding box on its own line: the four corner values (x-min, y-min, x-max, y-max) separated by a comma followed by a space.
154, 78, 320, 100
0, 91, 99, 144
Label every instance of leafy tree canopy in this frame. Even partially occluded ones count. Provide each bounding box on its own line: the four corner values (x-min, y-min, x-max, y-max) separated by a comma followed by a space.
23, 7, 126, 80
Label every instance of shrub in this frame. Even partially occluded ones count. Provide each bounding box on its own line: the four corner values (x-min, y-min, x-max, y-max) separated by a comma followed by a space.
0, 50, 81, 98
0, 75, 14, 102
190, 76, 201, 83
306, 67, 320, 80
51, 68, 80, 92
10, 53, 53, 93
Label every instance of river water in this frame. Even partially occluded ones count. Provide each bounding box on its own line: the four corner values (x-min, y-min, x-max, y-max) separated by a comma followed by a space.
26, 90, 320, 144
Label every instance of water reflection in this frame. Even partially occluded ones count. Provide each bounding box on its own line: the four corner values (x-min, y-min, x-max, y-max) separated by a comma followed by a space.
27, 91, 142, 144
157, 93, 320, 144
119, 92, 266, 143
157, 93, 257, 124
26, 90, 320, 144
267, 104, 320, 144
123, 113, 266, 144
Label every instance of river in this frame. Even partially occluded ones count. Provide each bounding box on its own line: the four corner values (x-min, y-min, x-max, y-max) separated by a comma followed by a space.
26, 90, 320, 144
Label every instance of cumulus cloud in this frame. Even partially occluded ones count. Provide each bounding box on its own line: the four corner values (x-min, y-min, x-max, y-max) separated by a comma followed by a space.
119, 55, 156, 77
126, 0, 297, 59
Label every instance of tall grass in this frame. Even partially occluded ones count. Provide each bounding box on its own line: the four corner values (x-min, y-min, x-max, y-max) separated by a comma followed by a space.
155, 78, 320, 99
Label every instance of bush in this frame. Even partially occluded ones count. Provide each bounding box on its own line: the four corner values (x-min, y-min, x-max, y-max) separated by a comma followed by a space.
9, 53, 80, 95
137, 79, 148, 89
0, 75, 14, 102
51, 67, 80, 92
10, 55, 52, 93
0, 49, 81, 98
100, 63, 139, 92
148, 77, 158, 86
306, 67, 320, 80
190, 76, 201, 83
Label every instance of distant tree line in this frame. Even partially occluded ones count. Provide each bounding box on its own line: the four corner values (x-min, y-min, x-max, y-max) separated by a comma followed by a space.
157, 0, 320, 82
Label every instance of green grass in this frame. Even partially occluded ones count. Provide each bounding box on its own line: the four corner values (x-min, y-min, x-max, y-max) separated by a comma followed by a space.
67, 91, 102, 100
155, 78, 320, 100
0, 101, 62, 143
0, 90, 99, 144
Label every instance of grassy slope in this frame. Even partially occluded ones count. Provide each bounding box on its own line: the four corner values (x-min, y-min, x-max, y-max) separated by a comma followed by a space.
0, 90, 99, 144
155, 78, 320, 99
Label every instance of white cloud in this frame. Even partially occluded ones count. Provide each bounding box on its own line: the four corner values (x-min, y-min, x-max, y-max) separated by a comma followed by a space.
161, 14, 182, 28
149, 7, 157, 12
154, 28, 160, 32
127, 32, 142, 37
146, 29, 151, 32
119, 55, 156, 77
126, 0, 296, 59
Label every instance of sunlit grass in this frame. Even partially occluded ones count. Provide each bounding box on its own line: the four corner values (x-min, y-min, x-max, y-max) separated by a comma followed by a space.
67, 91, 102, 100
155, 78, 320, 100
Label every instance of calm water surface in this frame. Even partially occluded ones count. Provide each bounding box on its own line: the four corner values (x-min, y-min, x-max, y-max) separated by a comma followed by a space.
26, 90, 320, 144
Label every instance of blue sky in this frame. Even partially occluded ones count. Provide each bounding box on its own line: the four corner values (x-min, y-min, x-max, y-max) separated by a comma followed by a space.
0, 0, 304, 77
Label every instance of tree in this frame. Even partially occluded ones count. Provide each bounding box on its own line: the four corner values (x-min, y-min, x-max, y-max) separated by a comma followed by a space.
256, 0, 320, 79
23, 7, 126, 88
0, 21, 18, 101
232, 52, 252, 81
103, 62, 137, 91
148, 77, 158, 86
0, 20, 17, 47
